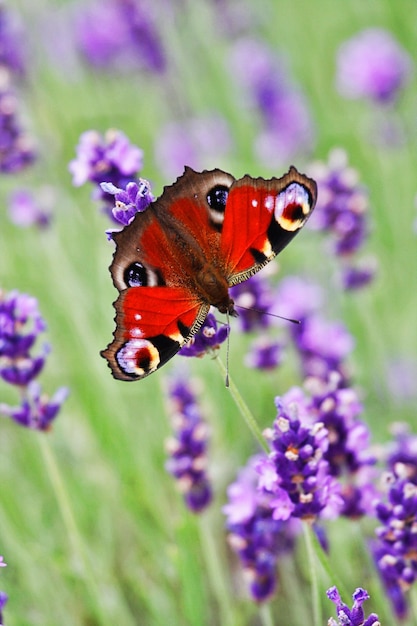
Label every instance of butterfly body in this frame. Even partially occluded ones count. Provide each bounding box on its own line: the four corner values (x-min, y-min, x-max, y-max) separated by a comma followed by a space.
102, 166, 317, 381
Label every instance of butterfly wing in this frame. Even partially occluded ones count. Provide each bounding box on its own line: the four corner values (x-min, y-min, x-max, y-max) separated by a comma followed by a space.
102, 167, 234, 381
220, 166, 317, 284
101, 286, 209, 381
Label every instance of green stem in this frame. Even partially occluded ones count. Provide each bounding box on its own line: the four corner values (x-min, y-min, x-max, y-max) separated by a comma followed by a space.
216, 357, 269, 453
199, 514, 235, 625
38, 435, 108, 625
259, 603, 275, 626
303, 522, 322, 626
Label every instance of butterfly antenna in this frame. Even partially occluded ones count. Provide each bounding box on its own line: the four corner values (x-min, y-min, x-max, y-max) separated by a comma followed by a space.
225, 310, 230, 387
235, 304, 300, 325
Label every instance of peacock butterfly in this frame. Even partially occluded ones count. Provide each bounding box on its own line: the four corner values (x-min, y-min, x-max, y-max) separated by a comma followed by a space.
101, 166, 317, 381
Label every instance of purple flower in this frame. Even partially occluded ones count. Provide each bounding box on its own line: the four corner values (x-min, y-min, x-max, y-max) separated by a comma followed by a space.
0, 289, 68, 430
179, 312, 229, 358
8, 188, 51, 228
0, 381, 68, 431
101, 179, 154, 235
256, 396, 343, 522
0, 85, 36, 173
0, 590, 7, 625
153, 114, 232, 180
244, 336, 283, 370
76, 0, 166, 73
308, 149, 376, 290
69, 129, 143, 187
303, 374, 377, 517
327, 586, 380, 626
385, 423, 417, 484
292, 315, 354, 382
0, 557, 5, 568
69, 129, 144, 221
230, 273, 274, 333
165, 377, 212, 513
229, 38, 314, 166
309, 149, 368, 248
372, 475, 417, 619
0, 290, 46, 359
271, 275, 322, 323
336, 28, 412, 104
223, 456, 299, 602
341, 263, 376, 291
0, 4, 26, 77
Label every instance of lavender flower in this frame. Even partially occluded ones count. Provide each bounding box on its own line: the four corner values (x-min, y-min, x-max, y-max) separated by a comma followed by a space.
336, 28, 412, 104
154, 114, 232, 180
244, 336, 283, 371
229, 38, 314, 166
230, 273, 274, 333
372, 474, 417, 619
223, 456, 298, 602
327, 586, 380, 626
256, 395, 343, 522
69, 129, 143, 220
0, 289, 68, 431
386, 423, 417, 482
0, 82, 36, 173
8, 188, 51, 228
101, 179, 153, 237
0, 590, 7, 626
76, 0, 166, 73
179, 312, 229, 359
165, 377, 212, 513
308, 149, 375, 290
304, 374, 377, 517
0, 4, 26, 77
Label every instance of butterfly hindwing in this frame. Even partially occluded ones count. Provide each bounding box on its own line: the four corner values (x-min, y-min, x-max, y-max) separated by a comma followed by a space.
101, 286, 209, 381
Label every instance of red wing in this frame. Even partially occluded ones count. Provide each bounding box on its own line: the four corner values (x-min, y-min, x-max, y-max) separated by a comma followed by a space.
220, 167, 317, 283
110, 167, 236, 292
101, 286, 209, 381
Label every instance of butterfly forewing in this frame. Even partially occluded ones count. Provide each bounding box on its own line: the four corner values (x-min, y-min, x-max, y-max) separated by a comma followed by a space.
220, 167, 317, 283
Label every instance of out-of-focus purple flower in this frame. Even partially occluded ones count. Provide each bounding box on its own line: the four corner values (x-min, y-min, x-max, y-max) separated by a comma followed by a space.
101, 178, 153, 229
8, 188, 52, 228
271, 275, 322, 323
385, 423, 417, 484
154, 114, 232, 180
385, 359, 417, 405
77, 0, 166, 73
0, 557, 5, 568
229, 38, 314, 166
336, 28, 412, 104
230, 273, 274, 333
165, 377, 212, 513
223, 456, 299, 602
244, 336, 283, 370
0, 381, 68, 431
0, 590, 7, 625
341, 263, 376, 290
0, 4, 26, 77
256, 395, 343, 522
0, 83, 36, 173
69, 129, 144, 221
69, 129, 143, 187
292, 315, 354, 381
373, 475, 417, 619
179, 312, 229, 359
0, 289, 68, 431
327, 586, 380, 626
308, 149, 375, 290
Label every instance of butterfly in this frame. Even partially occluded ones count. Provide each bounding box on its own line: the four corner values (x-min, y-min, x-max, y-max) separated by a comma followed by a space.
101, 166, 317, 381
